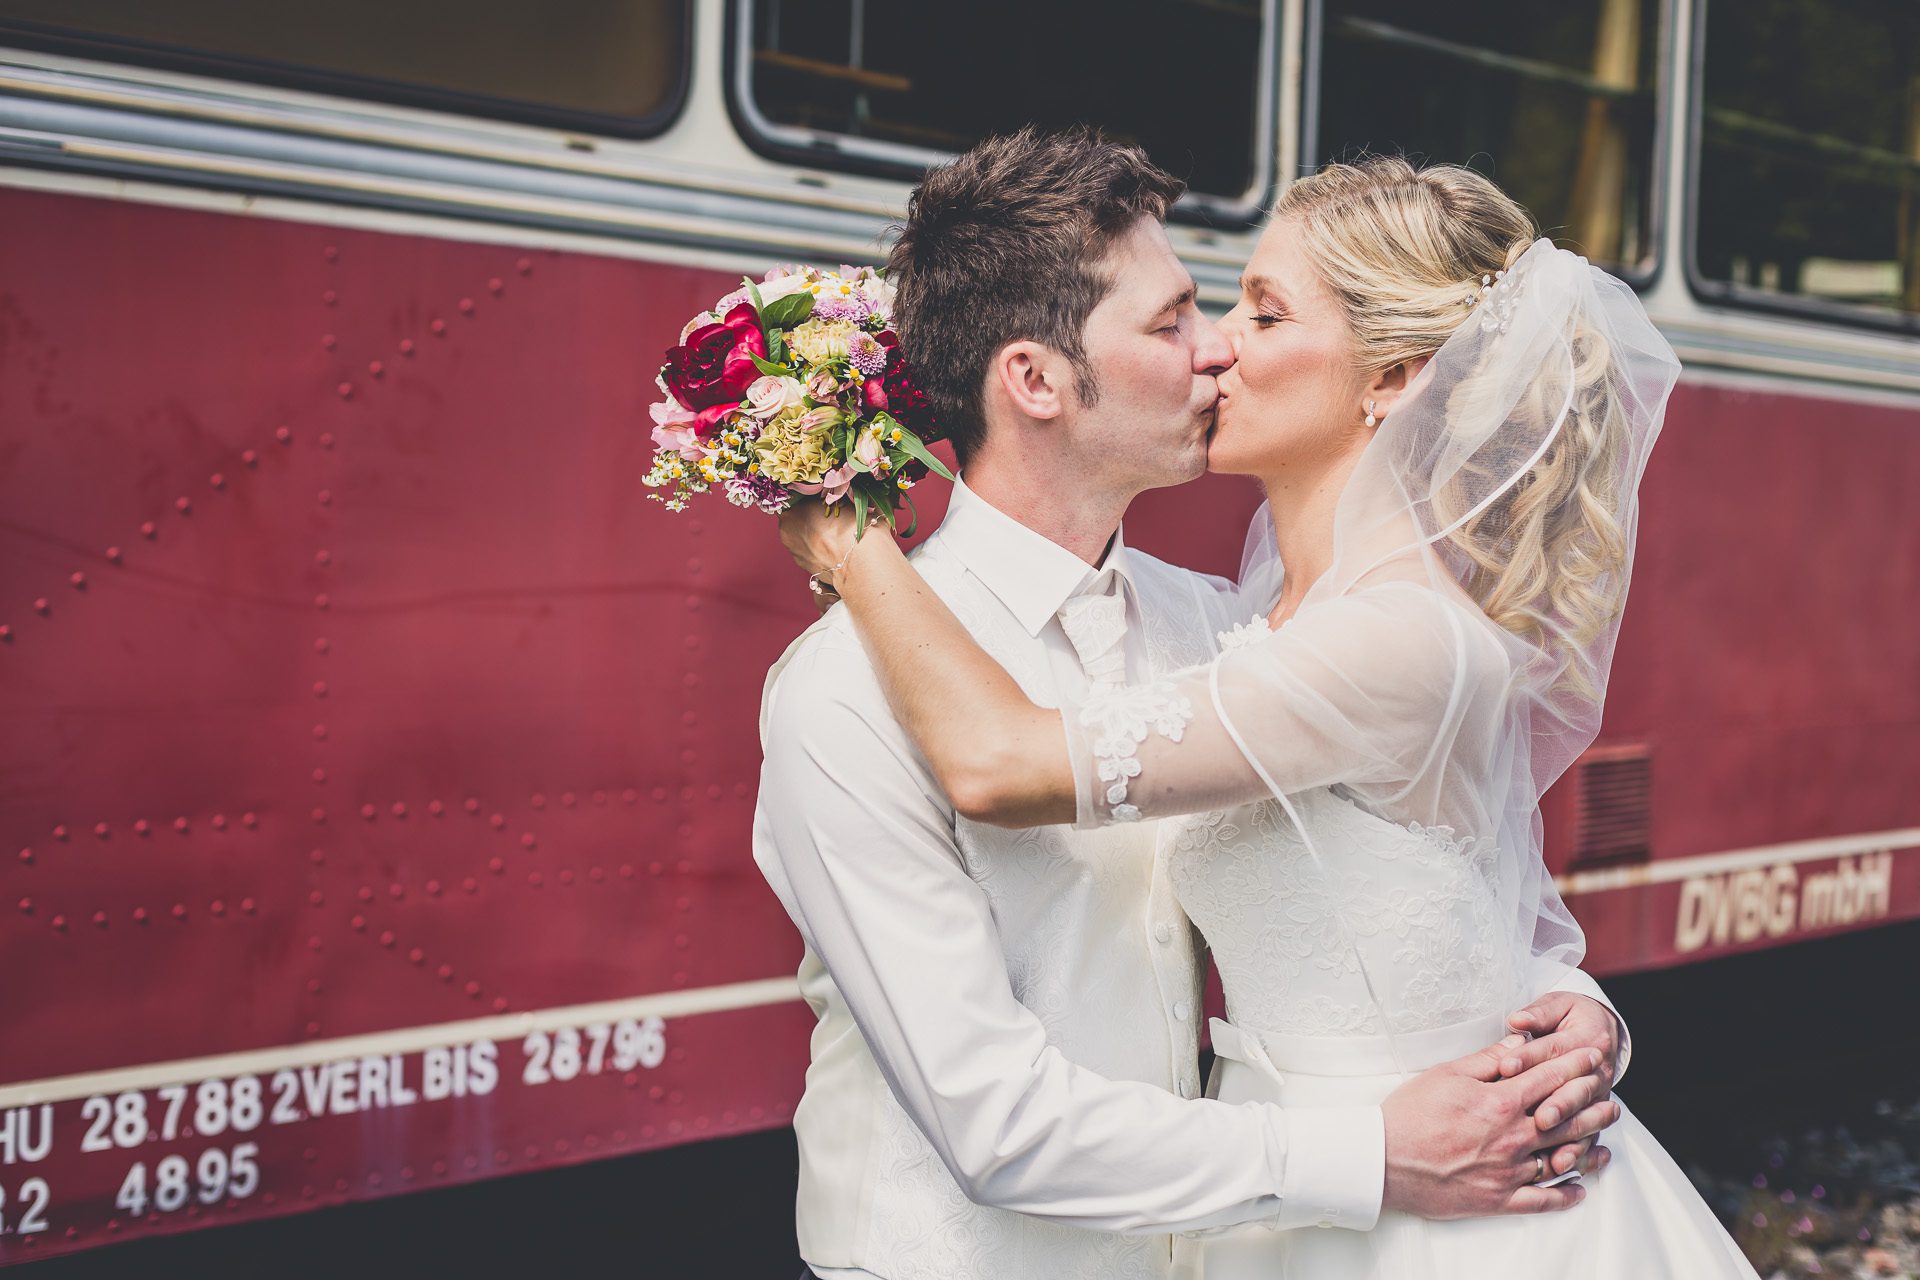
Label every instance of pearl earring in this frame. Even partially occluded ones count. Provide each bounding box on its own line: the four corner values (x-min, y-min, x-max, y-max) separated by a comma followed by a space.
1364, 400, 1379, 428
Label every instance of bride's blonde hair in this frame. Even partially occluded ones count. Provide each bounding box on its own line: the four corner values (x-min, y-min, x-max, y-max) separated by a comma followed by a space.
1274, 155, 1630, 696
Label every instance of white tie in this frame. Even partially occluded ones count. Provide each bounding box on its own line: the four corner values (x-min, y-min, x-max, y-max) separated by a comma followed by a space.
1056, 574, 1129, 692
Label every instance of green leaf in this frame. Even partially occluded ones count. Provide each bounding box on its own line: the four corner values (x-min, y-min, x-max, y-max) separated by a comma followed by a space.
763, 290, 816, 330
746, 279, 767, 314
894, 427, 956, 482
894, 489, 920, 538
851, 484, 871, 538
748, 352, 790, 378
766, 330, 788, 365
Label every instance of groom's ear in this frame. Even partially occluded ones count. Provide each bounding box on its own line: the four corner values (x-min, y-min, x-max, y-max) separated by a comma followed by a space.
992, 340, 1066, 423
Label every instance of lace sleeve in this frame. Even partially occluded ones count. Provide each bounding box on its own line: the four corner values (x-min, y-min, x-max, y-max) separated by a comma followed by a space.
1060, 586, 1506, 829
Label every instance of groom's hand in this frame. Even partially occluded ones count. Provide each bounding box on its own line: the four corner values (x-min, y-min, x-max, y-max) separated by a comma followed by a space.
1380, 1043, 1612, 1219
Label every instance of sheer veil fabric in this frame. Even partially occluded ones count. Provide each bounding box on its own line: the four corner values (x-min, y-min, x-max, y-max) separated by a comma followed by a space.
1068, 239, 1681, 1066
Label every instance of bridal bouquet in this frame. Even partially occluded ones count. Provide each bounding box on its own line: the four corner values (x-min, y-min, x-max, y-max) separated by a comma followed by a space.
643, 264, 951, 533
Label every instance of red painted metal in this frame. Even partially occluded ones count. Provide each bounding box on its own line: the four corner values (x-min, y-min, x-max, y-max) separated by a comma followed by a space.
1, 184, 1916, 1262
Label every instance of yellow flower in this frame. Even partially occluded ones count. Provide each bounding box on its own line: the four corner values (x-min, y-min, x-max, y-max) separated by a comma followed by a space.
788, 319, 857, 366
755, 404, 837, 485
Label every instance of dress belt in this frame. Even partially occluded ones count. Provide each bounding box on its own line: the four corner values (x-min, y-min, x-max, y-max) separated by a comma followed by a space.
1210, 1011, 1510, 1079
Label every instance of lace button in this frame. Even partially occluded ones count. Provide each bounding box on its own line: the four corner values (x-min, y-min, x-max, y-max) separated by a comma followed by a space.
1154, 922, 1172, 944
1172, 1001, 1190, 1021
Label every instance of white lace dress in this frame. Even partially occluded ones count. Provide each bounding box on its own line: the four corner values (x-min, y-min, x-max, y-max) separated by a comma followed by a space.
1070, 609, 1759, 1279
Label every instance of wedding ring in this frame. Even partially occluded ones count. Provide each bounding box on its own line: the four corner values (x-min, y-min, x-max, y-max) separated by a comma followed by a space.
1533, 1154, 1547, 1184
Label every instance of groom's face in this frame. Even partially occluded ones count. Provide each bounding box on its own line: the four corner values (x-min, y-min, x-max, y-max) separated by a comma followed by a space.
1067, 217, 1233, 492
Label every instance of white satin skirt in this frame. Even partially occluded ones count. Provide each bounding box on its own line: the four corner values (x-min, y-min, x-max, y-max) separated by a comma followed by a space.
1185, 1014, 1760, 1280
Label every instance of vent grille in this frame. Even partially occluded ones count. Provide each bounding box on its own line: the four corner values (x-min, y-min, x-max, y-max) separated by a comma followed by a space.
1571, 746, 1652, 868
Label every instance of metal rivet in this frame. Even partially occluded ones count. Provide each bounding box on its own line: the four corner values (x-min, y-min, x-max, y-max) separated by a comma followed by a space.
321, 334, 336, 350
241, 898, 255, 913
175, 496, 192, 514
71, 572, 86, 589
408, 948, 425, 964
392, 802, 407, 819
308, 935, 322, 951
459, 297, 475, 314
242, 449, 258, 466
311, 807, 327, 823
17, 848, 30, 864
319, 432, 334, 450
312, 724, 327, 740
16, 898, 30, 913
619, 864, 634, 879
132, 906, 147, 922
379, 930, 395, 946
437, 964, 453, 981
527, 871, 543, 887
425, 878, 440, 895
368, 360, 384, 378
488, 277, 503, 295
312, 768, 327, 784
357, 885, 373, 901
322, 290, 337, 306
34, 598, 50, 615
276, 426, 293, 443
310, 848, 325, 864
0, 625, 11, 641
350, 914, 365, 931
492, 997, 508, 1012
462, 877, 477, 893
93, 822, 109, 838
530, 793, 547, 810
314, 638, 330, 654
314, 680, 328, 698
464, 797, 481, 814
211, 814, 227, 830
209, 473, 225, 489
560, 792, 576, 808
51, 914, 67, 930
51, 825, 68, 841
323, 245, 338, 262
516, 257, 532, 275
172, 904, 186, 919
488, 857, 504, 874
337, 382, 353, 400
106, 546, 122, 562
398, 338, 415, 356
309, 890, 324, 906
317, 489, 332, 507
315, 549, 331, 566
558, 869, 574, 885
622, 789, 637, 804
465, 981, 481, 997
428, 799, 444, 816
242, 812, 257, 828
133, 819, 149, 835
173, 817, 189, 832
489, 814, 505, 830
520, 833, 535, 849
430, 318, 447, 335
209, 900, 225, 916
141, 521, 157, 539
388, 883, 403, 900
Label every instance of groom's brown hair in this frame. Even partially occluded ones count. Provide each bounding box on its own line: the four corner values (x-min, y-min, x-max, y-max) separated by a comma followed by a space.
886, 126, 1186, 463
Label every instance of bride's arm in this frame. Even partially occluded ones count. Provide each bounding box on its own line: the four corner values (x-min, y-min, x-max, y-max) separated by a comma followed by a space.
778, 503, 1479, 830
781, 507, 1078, 827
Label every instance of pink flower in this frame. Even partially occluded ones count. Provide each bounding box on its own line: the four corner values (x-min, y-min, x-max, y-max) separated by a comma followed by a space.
818, 462, 858, 505
742, 374, 805, 420
854, 428, 884, 469
649, 398, 706, 460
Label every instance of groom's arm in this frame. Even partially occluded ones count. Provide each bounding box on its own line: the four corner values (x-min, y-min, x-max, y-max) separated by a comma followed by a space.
757, 632, 1382, 1235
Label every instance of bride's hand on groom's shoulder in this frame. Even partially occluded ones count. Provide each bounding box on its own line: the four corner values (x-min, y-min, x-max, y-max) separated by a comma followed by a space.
776, 501, 855, 577
1380, 1037, 1615, 1221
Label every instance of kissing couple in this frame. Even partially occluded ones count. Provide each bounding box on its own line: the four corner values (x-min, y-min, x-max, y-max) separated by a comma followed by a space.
754, 127, 1759, 1280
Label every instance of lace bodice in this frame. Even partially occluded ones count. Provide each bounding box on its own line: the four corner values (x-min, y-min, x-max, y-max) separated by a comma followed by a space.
1168, 787, 1514, 1038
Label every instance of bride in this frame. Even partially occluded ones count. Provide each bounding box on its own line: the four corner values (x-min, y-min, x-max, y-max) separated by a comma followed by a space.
778, 157, 1759, 1278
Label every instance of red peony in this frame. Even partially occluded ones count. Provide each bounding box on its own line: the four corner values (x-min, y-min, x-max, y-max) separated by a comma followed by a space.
661, 302, 768, 428
863, 331, 937, 437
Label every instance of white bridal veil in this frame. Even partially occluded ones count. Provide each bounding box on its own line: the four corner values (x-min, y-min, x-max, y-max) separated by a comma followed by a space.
1065, 239, 1682, 1054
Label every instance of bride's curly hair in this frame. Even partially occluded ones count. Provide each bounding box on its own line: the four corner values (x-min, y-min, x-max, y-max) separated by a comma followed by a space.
1274, 155, 1631, 698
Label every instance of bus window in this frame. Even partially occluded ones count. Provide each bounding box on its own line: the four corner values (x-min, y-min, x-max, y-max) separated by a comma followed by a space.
0, 0, 691, 138
736, 0, 1274, 222
1692, 0, 1919, 325
1308, 0, 1663, 277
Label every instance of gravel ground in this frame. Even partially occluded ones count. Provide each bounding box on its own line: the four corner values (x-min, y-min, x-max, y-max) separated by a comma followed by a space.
1690, 1098, 1920, 1279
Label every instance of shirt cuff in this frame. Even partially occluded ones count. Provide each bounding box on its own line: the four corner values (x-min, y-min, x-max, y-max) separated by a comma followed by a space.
1274, 1105, 1384, 1232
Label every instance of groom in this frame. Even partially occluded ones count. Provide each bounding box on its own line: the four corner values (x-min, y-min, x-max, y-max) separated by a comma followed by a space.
753, 128, 1627, 1280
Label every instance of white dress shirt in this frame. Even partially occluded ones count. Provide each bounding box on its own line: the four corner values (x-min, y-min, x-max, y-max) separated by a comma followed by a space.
755, 477, 1630, 1280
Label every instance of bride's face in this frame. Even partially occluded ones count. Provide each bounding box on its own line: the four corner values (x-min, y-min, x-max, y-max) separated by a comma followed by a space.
1209, 218, 1373, 481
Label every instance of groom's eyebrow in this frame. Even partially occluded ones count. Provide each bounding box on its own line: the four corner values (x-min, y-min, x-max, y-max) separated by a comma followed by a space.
1157, 284, 1196, 316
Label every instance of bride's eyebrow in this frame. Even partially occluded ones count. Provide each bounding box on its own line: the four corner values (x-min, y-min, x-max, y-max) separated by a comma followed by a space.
1238, 273, 1284, 302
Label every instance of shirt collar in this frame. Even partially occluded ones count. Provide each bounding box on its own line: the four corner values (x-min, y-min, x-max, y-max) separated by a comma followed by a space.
937, 473, 1137, 638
